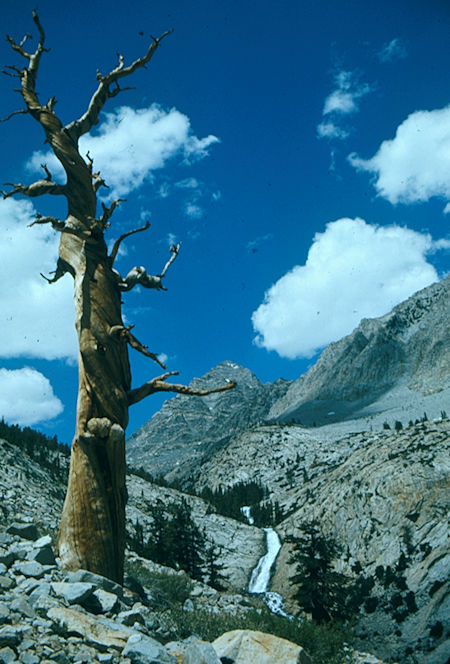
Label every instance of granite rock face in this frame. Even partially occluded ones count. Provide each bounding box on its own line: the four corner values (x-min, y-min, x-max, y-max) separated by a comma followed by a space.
126, 475, 265, 591
193, 418, 450, 664
268, 277, 450, 425
126, 360, 290, 480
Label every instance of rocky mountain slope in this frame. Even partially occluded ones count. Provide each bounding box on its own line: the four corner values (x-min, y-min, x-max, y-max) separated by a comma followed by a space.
0, 434, 381, 664
268, 276, 449, 426
127, 278, 449, 483
126, 361, 290, 480
192, 418, 450, 664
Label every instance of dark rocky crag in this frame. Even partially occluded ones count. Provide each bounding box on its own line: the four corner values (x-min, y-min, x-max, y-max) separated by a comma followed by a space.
126, 361, 290, 481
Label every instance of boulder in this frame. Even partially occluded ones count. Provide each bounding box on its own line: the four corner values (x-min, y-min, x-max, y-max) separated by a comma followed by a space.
27, 538, 56, 566
6, 523, 39, 541
0, 625, 23, 647
65, 569, 123, 597
182, 641, 221, 664
47, 606, 130, 651
212, 630, 312, 664
117, 606, 147, 627
12, 560, 47, 579
51, 581, 95, 605
82, 588, 120, 615
0, 646, 16, 663
122, 633, 176, 663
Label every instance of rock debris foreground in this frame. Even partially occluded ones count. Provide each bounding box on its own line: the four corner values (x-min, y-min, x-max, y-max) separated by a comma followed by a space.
0, 521, 310, 664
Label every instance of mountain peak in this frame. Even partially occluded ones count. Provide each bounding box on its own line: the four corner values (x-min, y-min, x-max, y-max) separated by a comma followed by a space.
268, 276, 450, 425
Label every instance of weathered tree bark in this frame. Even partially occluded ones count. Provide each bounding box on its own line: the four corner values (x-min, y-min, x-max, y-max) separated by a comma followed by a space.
2, 12, 235, 583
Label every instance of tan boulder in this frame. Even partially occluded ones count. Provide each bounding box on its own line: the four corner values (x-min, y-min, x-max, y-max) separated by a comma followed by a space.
212, 629, 312, 664
47, 606, 130, 650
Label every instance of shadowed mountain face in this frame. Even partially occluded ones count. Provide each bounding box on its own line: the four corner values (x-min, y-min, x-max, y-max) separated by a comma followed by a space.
127, 278, 449, 479
268, 276, 450, 425
126, 361, 291, 479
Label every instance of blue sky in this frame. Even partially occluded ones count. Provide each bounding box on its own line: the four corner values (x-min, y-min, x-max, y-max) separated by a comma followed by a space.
0, 0, 449, 443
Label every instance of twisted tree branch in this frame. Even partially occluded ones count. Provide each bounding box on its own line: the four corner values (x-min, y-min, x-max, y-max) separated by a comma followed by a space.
28, 213, 92, 239
99, 198, 126, 229
65, 30, 172, 141
117, 242, 180, 291
108, 220, 150, 265
127, 372, 236, 406
2, 177, 65, 199
0, 108, 29, 122
109, 324, 166, 368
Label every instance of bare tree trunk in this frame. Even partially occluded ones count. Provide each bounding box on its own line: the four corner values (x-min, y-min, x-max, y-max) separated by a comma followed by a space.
2, 11, 235, 583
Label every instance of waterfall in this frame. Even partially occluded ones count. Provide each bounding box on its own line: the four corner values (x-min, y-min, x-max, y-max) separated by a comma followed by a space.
243, 507, 290, 618
249, 528, 281, 593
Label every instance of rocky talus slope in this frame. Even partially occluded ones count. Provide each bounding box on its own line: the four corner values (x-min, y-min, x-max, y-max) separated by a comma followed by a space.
126, 361, 290, 481
0, 523, 316, 664
193, 418, 450, 664
0, 437, 387, 664
0, 436, 262, 596
268, 276, 450, 425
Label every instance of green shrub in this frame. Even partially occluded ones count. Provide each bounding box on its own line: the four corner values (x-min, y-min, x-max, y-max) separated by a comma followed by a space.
125, 559, 192, 607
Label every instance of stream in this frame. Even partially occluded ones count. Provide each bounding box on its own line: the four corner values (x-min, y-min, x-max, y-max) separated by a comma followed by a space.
242, 507, 290, 618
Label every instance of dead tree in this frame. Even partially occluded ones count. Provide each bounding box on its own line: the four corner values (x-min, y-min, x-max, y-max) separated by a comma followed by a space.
2, 12, 235, 583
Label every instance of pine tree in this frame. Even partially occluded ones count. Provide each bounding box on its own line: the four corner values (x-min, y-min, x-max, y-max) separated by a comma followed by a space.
204, 542, 227, 590
288, 520, 351, 623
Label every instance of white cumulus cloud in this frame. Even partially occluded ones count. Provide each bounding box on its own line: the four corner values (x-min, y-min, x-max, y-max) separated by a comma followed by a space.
28, 104, 219, 198
0, 367, 63, 426
0, 198, 77, 360
349, 105, 450, 206
252, 218, 444, 359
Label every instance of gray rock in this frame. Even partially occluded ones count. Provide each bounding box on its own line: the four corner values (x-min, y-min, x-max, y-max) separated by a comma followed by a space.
0, 625, 22, 647
0, 604, 9, 625
12, 561, 46, 579
122, 633, 176, 663
181, 641, 221, 664
20, 654, 40, 664
0, 646, 16, 663
9, 597, 34, 619
82, 588, 119, 615
32, 593, 61, 615
117, 607, 146, 627
27, 544, 55, 566
0, 577, 13, 591
49, 652, 70, 664
6, 523, 39, 541
97, 655, 114, 664
18, 639, 35, 651
65, 570, 123, 598
51, 582, 95, 605
0, 549, 15, 568
47, 606, 131, 650
28, 582, 51, 605
16, 578, 39, 595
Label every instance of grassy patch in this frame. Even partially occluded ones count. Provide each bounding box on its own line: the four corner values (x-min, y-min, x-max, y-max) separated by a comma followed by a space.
167, 605, 351, 664
125, 558, 192, 607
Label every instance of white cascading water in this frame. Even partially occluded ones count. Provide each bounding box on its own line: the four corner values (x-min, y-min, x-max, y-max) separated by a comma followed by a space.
242, 507, 290, 618
249, 528, 281, 593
